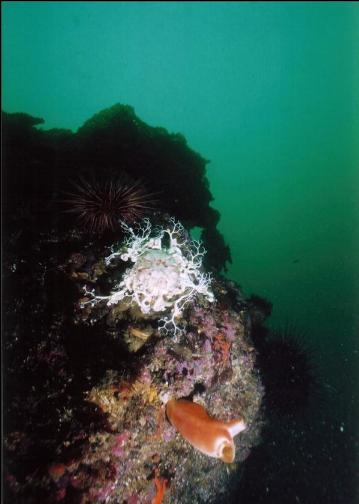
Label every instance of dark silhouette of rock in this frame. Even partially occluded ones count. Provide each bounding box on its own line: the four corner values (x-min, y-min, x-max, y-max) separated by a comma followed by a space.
3, 104, 231, 271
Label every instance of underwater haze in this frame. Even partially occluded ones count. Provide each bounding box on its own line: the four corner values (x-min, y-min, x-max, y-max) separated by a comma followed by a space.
3, 2, 359, 502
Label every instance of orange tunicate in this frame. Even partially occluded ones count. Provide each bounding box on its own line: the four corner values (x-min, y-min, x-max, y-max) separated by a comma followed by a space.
165, 399, 246, 463
48, 463, 66, 481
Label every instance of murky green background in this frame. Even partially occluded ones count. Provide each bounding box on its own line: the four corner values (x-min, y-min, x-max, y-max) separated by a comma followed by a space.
3, 1, 359, 497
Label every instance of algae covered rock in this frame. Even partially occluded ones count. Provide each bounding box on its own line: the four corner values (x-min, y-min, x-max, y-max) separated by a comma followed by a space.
44, 216, 264, 503
3, 107, 261, 503
3, 105, 231, 271
3, 214, 263, 504
74, 289, 263, 504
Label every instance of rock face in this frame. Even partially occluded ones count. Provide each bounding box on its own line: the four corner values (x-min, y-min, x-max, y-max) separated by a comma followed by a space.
3, 218, 263, 504
3, 105, 231, 271
3, 107, 263, 503
67, 295, 263, 503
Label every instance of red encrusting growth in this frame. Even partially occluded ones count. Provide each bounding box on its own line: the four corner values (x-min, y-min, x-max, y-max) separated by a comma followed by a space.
151, 469, 169, 504
212, 332, 232, 365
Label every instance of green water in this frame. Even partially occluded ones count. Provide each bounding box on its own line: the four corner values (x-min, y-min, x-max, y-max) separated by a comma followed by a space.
3, 1, 359, 499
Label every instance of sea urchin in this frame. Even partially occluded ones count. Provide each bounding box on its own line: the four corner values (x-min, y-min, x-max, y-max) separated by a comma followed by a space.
258, 326, 317, 416
64, 175, 156, 234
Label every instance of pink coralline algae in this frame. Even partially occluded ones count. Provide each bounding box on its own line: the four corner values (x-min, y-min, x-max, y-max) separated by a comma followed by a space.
112, 431, 131, 458
126, 495, 140, 504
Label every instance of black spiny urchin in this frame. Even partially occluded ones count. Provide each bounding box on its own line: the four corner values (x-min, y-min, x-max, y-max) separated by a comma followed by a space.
64, 175, 156, 234
258, 325, 318, 416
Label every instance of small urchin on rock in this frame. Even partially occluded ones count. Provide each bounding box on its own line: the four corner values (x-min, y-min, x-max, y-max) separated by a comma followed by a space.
63, 174, 156, 234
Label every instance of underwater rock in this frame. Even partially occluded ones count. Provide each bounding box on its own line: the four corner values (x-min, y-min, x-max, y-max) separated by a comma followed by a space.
57, 217, 263, 503
3, 105, 231, 272
3, 213, 263, 504
63, 280, 263, 503
3, 103, 263, 501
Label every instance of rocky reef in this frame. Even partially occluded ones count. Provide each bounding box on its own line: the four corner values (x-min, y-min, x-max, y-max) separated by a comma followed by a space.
3, 104, 231, 271
3, 218, 263, 503
3, 107, 263, 503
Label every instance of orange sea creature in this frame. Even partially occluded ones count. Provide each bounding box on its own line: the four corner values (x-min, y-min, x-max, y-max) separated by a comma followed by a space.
151, 469, 169, 504
166, 399, 246, 463
48, 462, 66, 481
213, 332, 231, 365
